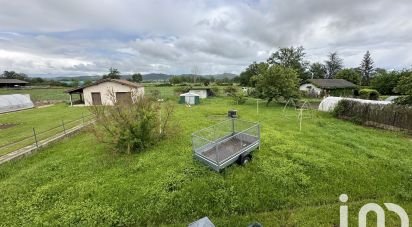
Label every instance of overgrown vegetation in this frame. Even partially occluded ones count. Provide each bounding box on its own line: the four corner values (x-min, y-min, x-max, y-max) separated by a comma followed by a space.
0, 98, 410, 226
333, 99, 412, 132
89, 93, 175, 153
359, 88, 380, 100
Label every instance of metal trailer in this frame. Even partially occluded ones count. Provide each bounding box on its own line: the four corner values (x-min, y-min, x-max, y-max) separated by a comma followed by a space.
191, 118, 260, 171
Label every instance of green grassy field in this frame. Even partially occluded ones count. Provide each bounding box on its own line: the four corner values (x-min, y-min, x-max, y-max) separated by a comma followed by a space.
0, 97, 411, 226
0, 104, 88, 155
0, 87, 68, 102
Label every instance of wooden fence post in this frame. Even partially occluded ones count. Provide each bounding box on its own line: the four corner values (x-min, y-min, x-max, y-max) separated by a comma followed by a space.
32, 128, 38, 148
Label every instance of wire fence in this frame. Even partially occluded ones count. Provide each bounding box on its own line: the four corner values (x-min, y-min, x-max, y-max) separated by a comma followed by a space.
0, 114, 94, 156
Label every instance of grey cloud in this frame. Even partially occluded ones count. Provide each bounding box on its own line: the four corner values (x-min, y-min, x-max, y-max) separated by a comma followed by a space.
0, 0, 411, 76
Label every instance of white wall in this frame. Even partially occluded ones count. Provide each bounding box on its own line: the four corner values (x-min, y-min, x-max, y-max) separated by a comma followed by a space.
299, 83, 322, 96
83, 81, 144, 106
189, 89, 208, 99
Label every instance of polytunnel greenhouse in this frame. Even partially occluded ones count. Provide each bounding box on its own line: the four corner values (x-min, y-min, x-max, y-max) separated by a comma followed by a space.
0, 94, 34, 114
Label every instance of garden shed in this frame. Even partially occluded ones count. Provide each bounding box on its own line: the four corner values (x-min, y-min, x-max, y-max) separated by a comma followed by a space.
189, 88, 212, 99
300, 79, 357, 97
0, 94, 34, 114
179, 92, 200, 105
66, 79, 144, 106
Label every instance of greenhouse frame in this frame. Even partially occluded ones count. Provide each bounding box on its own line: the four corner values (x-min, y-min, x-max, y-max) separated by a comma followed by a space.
0, 94, 34, 114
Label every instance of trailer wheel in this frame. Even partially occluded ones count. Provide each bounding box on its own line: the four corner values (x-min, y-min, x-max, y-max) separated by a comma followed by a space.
239, 155, 251, 165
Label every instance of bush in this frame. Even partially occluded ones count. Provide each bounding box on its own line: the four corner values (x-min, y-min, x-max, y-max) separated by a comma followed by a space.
174, 86, 191, 94
224, 85, 238, 96
89, 94, 175, 153
333, 100, 412, 132
232, 92, 247, 105
210, 86, 220, 96
395, 96, 412, 105
359, 89, 380, 100
154, 83, 172, 87
149, 89, 161, 100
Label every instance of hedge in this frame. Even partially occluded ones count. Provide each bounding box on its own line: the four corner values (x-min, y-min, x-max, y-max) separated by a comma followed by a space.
333, 100, 412, 133
359, 89, 380, 100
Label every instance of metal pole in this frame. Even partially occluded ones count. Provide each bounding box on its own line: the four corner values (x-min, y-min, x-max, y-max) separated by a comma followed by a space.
62, 120, 66, 134
257, 99, 259, 115
32, 128, 38, 148
232, 118, 235, 134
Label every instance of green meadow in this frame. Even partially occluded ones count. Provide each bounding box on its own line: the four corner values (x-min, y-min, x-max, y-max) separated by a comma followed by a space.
0, 97, 410, 226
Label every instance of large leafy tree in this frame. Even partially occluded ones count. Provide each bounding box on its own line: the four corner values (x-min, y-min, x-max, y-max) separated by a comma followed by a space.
103, 67, 121, 79
395, 70, 412, 95
360, 50, 374, 85
267, 46, 309, 82
371, 69, 401, 95
255, 65, 300, 106
131, 73, 143, 82
394, 70, 412, 105
335, 68, 362, 85
239, 61, 268, 86
309, 62, 327, 79
325, 52, 343, 78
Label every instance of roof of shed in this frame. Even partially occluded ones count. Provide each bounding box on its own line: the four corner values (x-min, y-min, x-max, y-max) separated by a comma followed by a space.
0, 79, 29, 84
307, 79, 357, 89
66, 79, 142, 93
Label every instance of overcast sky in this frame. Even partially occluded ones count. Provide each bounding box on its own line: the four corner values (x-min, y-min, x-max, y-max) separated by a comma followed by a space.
0, 0, 411, 77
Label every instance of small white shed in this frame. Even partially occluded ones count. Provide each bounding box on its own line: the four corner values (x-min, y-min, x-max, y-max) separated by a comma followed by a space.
188, 88, 212, 99
179, 92, 200, 105
66, 79, 144, 106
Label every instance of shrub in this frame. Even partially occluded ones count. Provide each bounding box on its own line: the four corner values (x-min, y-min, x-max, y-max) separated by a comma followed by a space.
359, 89, 380, 100
210, 86, 220, 96
232, 92, 247, 105
224, 85, 238, 96
154, 83, 172, 87
89, 94, 175, 153
395, 96, 412, 105
174, 86, 191, 94
333, 100, 412, 132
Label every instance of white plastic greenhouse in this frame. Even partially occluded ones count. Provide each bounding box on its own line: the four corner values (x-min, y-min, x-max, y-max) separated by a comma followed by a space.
0, 94, 34, 114
318, 96, 391, 112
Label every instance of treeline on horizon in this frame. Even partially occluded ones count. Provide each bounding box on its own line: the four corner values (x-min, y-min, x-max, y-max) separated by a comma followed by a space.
238, 46, 412, 96
1, 46, 411, 97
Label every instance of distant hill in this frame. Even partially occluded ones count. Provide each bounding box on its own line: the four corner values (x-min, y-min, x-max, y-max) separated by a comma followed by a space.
45, 72, 238, 82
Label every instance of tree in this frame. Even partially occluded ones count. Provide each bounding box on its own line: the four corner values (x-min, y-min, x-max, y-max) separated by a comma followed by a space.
309, 62, 327, 79
335, 68, 362, 85
394, 70, 412, 95
1, 71, 28, 81
267, 46, 309, 82
131, 73, 143, 82
394, 70, 412, 105
239, 62, 268, 86
371, 70, 400, 95
325, 52, 343, 78
103, 67, 121, 79
360, 51, 374, 85
255, 65, 300, 106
